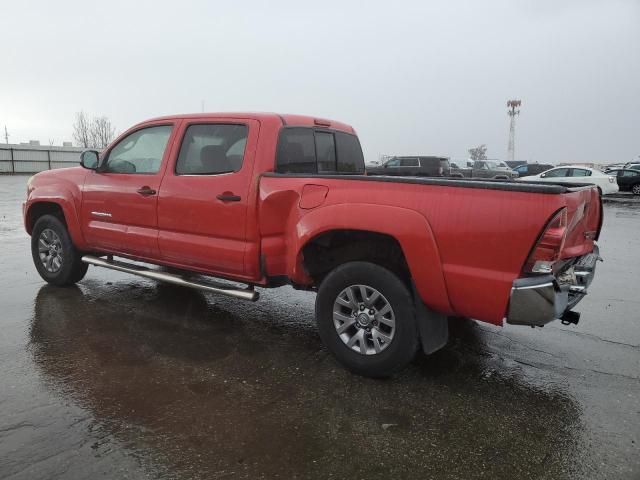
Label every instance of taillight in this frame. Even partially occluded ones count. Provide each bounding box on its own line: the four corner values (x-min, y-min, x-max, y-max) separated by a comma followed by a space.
608, 176, 616, 183
438, 166, 443, 175
524, 208, 568, 274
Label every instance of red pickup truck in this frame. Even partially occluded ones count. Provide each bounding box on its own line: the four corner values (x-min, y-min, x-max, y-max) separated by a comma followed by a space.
24, 113, 602, 377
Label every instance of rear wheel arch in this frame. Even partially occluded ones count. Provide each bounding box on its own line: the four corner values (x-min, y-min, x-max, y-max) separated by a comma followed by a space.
302, 229, 411, 285
292, 204, 454, 314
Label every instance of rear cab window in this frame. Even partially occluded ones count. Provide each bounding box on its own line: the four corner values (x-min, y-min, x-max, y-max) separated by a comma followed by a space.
275, 127, 365, 174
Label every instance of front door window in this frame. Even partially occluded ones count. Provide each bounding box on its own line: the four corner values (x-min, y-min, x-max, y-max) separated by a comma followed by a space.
104, 126, 173, 174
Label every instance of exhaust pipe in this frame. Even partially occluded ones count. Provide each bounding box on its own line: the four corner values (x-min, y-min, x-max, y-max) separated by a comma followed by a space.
82, 255, 259, 301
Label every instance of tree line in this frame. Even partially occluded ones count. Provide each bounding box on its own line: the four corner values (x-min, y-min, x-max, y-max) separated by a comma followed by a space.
72, 111, 116, 149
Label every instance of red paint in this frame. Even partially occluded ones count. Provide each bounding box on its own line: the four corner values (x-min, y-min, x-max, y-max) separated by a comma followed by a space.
23, 113, 602, 326
299, 185, 329, 209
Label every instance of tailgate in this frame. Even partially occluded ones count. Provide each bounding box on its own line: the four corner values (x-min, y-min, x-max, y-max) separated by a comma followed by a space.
560, 186, 602, 259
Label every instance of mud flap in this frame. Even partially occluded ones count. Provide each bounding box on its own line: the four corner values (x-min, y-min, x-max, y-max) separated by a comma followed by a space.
412, 285, 449, 354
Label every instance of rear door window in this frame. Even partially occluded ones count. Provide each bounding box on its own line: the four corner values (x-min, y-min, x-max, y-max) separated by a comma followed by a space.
176, 124, 248, 175
571, 169, 591, 177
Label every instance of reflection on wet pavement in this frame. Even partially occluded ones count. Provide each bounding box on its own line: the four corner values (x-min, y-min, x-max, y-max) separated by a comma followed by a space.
1, 176, 638, 479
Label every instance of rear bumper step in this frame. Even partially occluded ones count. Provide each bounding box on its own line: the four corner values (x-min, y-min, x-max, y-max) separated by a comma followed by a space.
506, 245, 599, 327
81, 255, 259, 301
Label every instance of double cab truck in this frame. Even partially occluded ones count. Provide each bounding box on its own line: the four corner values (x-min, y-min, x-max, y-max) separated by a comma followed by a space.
24, 113, 602, 377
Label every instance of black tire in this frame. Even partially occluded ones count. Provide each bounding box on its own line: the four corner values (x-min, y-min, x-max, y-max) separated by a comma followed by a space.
632, 183, 640, 196
315, 261, 419, 378
31, 214, 88, 286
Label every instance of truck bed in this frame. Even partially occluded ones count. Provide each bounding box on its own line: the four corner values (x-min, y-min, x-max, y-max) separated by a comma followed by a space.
263, 172, 594, 194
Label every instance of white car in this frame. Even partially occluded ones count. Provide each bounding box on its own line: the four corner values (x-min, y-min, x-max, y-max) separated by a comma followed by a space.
519, 166, 619, 195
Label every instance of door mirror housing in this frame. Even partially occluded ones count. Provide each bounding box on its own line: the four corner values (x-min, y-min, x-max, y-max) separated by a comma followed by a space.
80, 150, 100, 170
540, 173, 547, 178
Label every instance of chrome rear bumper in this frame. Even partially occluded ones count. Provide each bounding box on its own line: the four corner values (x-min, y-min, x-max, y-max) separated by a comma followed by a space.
506, 246, 600, 327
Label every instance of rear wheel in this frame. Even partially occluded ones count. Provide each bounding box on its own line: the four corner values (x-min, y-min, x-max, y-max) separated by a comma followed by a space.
315, 261, 419, 377
632, 183, 640, 195
31, 215, 88, 286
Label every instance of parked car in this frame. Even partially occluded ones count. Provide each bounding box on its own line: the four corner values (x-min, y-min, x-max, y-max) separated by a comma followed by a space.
623, 162, 640, 171
23, 112, 603, 377
513, 163, 554, 177
605, 169, 640, 195
451, 160, 517, 179
519, 166, 619, 195
603, 163, 626, 172
505, 160, 526, 169
366, 156, 450, 177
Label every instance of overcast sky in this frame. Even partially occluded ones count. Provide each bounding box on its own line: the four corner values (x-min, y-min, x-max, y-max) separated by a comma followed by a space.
1, 0, 639, 163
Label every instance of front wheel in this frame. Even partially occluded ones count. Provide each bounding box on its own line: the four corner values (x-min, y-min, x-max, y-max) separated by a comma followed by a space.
31, 214, 88, 286
315, 261, 419, 377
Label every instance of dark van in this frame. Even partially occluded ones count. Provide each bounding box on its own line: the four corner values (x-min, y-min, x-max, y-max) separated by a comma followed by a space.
367, 156, 450, 177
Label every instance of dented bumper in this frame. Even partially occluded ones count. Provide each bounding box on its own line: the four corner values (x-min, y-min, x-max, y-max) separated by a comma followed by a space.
506, 246, 600, 327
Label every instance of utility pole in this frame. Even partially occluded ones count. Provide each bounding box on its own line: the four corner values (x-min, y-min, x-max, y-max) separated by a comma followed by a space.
3, 125, 9, 144
507, 100, 521, 162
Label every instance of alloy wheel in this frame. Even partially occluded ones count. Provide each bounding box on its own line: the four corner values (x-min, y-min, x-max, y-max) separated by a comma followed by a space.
333, 284, 396, 355
38, 228, 64, 273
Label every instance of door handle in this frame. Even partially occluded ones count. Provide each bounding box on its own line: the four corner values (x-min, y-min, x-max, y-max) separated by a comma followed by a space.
216, 193, 241, 202
137, 186, 156, 196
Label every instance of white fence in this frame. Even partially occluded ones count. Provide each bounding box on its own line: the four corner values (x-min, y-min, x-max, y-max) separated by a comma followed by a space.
0, 145, 82, 173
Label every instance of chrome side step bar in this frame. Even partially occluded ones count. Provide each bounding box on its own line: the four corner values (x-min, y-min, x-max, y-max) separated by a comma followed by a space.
81, 255, 259, 301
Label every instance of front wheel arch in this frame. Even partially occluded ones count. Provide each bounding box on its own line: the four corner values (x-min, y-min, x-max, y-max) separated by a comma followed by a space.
31, 214, 88, 286
26, 201, 66, 234
26, 196, 87, 249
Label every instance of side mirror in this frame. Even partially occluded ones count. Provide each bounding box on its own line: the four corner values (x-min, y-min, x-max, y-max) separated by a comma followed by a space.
80, 150, 100, 170
540, 173, 546, 178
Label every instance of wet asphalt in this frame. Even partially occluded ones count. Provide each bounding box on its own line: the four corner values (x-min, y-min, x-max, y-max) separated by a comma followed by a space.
0, 175, 638, 480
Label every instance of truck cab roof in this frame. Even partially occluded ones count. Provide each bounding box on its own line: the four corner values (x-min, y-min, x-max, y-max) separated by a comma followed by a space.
143, 112, 357, 135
